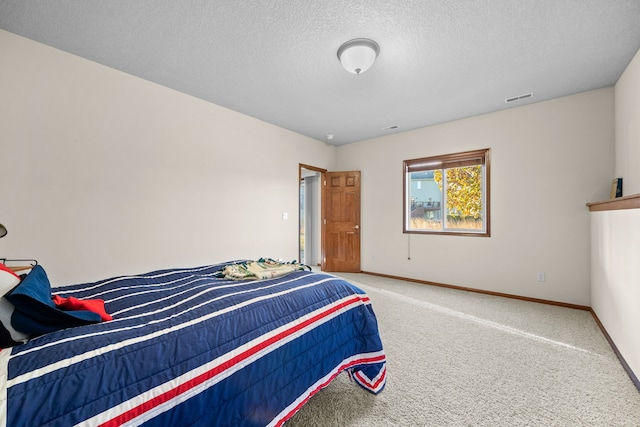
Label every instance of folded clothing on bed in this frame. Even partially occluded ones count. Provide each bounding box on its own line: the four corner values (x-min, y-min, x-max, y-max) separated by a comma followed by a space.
3, 265, 109, 339
219, 258, 310, 280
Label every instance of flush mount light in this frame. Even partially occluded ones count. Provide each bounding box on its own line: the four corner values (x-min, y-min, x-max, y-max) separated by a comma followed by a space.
337, 38, 380, 75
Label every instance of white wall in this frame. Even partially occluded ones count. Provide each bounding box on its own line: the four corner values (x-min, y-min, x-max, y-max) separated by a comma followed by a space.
336, 88, 615, 306
590, 47, 640, 381
590, 210, 640, 381
615, 47, 640, 196
0, 27, 628, 310
0, 30, 336, 285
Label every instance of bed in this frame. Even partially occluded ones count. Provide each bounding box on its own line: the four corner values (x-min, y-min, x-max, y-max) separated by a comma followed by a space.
0, 260, 386, 426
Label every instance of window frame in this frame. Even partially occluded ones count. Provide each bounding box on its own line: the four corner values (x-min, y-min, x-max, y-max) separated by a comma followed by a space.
403, 148, 491, 237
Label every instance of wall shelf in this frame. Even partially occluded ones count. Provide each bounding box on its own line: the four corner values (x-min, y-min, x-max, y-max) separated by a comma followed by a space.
587, 193, 640, 212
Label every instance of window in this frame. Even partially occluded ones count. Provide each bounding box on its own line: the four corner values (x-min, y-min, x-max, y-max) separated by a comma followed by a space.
403, 148, 490, 236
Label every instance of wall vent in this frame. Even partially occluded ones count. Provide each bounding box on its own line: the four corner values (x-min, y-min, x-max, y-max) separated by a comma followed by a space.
505, 92, 533, 103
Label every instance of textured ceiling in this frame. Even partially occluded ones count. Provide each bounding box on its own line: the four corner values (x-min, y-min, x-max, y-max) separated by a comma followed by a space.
1, 0, 640, 145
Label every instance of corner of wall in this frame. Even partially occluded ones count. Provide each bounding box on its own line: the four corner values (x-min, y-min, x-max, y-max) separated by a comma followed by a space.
614, 47, 640, 196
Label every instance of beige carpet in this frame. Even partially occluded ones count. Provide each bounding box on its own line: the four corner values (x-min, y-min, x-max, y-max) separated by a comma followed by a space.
286, 273, 640, 426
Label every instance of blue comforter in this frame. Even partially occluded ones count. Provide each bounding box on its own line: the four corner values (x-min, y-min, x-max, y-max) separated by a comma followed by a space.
0, 262, 386, 426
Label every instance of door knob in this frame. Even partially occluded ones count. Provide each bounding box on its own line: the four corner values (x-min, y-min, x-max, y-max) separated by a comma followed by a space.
353, 225, 360, 229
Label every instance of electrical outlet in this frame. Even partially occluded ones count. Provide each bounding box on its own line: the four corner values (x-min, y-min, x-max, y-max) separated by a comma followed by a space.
282, 212, 288, 220
536, 272, 545, 282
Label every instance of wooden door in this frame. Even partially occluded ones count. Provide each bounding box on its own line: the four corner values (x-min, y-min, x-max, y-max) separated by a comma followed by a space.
322, 171, 361, 272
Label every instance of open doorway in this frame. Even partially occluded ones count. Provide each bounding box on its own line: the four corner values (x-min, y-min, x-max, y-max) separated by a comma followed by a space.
299, 164, 325, 266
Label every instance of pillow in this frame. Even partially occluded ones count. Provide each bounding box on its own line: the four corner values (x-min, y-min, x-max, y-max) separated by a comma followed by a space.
0, 264, 30, 347
6, 265, 103, 336
0, 298, 30, 348
0, 264, 21, 297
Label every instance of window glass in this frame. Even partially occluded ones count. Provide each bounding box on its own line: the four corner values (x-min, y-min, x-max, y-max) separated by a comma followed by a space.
404, 149, 490, 236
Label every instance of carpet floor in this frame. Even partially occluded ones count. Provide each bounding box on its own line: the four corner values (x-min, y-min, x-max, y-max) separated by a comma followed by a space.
286, 273, 640, 426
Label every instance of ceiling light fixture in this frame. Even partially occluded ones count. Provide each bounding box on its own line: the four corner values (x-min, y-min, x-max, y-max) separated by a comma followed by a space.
337, 38, 380, 75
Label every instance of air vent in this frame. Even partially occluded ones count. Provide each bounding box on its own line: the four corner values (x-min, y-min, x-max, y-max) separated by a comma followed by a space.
505, 93, 533, 103
382, 125, 399, 131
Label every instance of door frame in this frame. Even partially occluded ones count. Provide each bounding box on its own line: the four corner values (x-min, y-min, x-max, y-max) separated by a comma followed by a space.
298, 164, 362, 272
299, 164, 326, 266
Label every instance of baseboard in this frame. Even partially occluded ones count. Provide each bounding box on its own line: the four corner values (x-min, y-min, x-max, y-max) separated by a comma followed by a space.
360, 270, 640, 392
589, 309, 640, 391
360, 270, 590, 311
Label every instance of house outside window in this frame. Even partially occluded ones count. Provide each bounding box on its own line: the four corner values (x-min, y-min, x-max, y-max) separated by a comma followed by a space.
404, 148, 490, 236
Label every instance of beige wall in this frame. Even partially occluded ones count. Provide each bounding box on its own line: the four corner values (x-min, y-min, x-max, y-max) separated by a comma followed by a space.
1, 22, 637, 385
0, 30, 336, 285
336, 88, 615, 306
591, 47, 640, 382
0, 28, 628, 310
615, 48, 640, 196
591, 210, 640, 382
